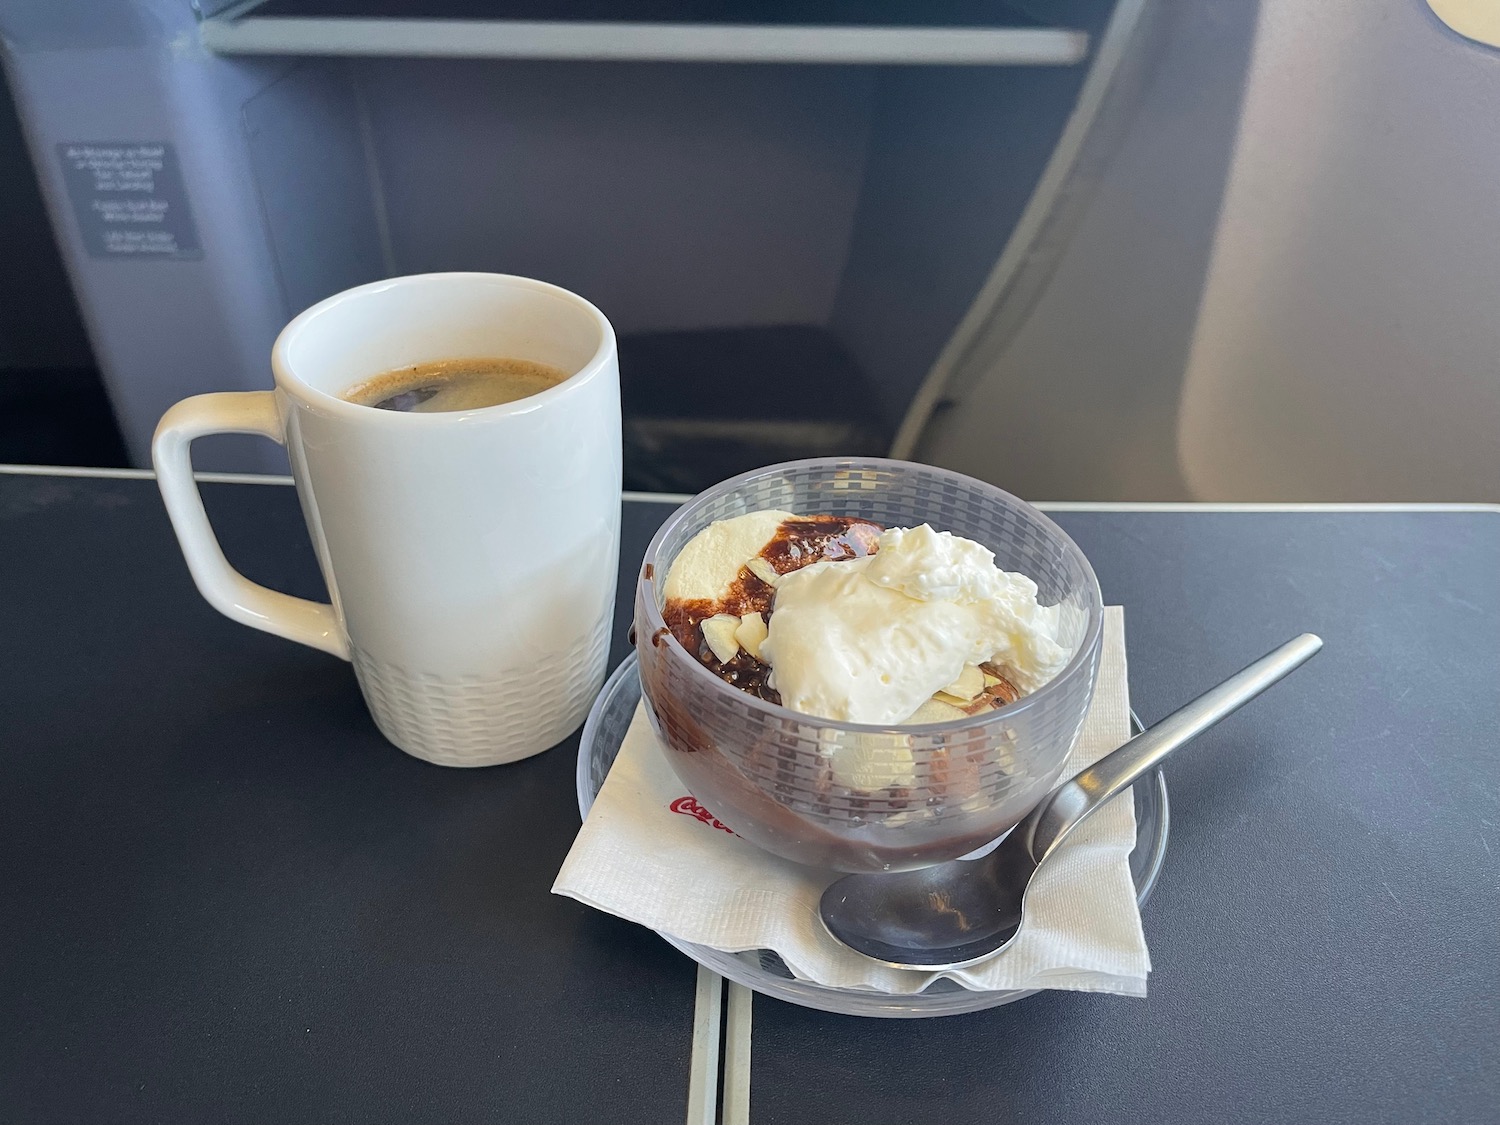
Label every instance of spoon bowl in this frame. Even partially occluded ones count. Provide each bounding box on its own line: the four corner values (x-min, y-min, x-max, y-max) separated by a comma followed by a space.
820, 633, 1324, 970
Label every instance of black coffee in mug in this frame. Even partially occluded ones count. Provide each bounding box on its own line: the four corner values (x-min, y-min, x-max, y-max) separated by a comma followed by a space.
342, 357, 569, 413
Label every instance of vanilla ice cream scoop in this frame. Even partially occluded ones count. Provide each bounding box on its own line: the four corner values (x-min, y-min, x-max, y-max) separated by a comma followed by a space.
662, 509, 796, 604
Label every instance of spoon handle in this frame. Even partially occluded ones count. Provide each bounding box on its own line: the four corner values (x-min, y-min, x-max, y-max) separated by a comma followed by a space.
1026, 633, 1324, 864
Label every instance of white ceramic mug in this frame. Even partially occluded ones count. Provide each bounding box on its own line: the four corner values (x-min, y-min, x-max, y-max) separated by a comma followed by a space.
153, 273, 621, 767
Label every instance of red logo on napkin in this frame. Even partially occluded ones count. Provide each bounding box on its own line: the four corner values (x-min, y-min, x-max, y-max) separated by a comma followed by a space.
669, 796, 737, 836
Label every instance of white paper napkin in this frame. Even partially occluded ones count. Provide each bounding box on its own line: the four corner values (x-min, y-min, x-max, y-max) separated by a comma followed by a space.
554, 606, 1149, 996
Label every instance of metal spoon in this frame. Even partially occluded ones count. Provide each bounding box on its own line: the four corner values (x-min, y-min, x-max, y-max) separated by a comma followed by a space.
820, 633, 1324, 970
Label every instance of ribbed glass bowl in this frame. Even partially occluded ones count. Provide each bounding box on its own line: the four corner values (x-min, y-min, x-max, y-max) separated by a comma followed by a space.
634, 458, 1104, 873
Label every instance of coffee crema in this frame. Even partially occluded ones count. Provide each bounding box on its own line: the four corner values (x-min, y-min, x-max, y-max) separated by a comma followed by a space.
341, 357, 569, 413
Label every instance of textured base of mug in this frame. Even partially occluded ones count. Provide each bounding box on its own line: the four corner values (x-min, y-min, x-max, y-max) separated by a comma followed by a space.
351, 623, 610, 767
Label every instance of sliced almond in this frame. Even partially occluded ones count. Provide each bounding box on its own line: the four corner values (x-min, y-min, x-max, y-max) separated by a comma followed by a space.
744, 556, 780, 587
940, 664, 985, 702
980, 662, 1022, 705
987, 679, 1020, 706
734, 611, 768, 660
901, 698, 968, 725
701, 614, 741, 664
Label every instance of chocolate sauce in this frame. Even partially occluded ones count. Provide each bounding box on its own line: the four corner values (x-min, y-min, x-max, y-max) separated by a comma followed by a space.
759, 515, 883, 575
713, 651, 780, 704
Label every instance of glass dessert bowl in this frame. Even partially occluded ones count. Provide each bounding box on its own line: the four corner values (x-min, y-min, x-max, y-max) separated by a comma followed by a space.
634, 458, 1103, 874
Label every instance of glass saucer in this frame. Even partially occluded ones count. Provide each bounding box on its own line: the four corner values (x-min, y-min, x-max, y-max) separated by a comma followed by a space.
576, 654, 1169, 1018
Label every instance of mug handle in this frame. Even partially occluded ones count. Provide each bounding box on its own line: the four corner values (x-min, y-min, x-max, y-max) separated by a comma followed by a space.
152, 391, 350, 659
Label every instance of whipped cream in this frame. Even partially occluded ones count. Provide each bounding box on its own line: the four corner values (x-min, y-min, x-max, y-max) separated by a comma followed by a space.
760, 524, 1069, 724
